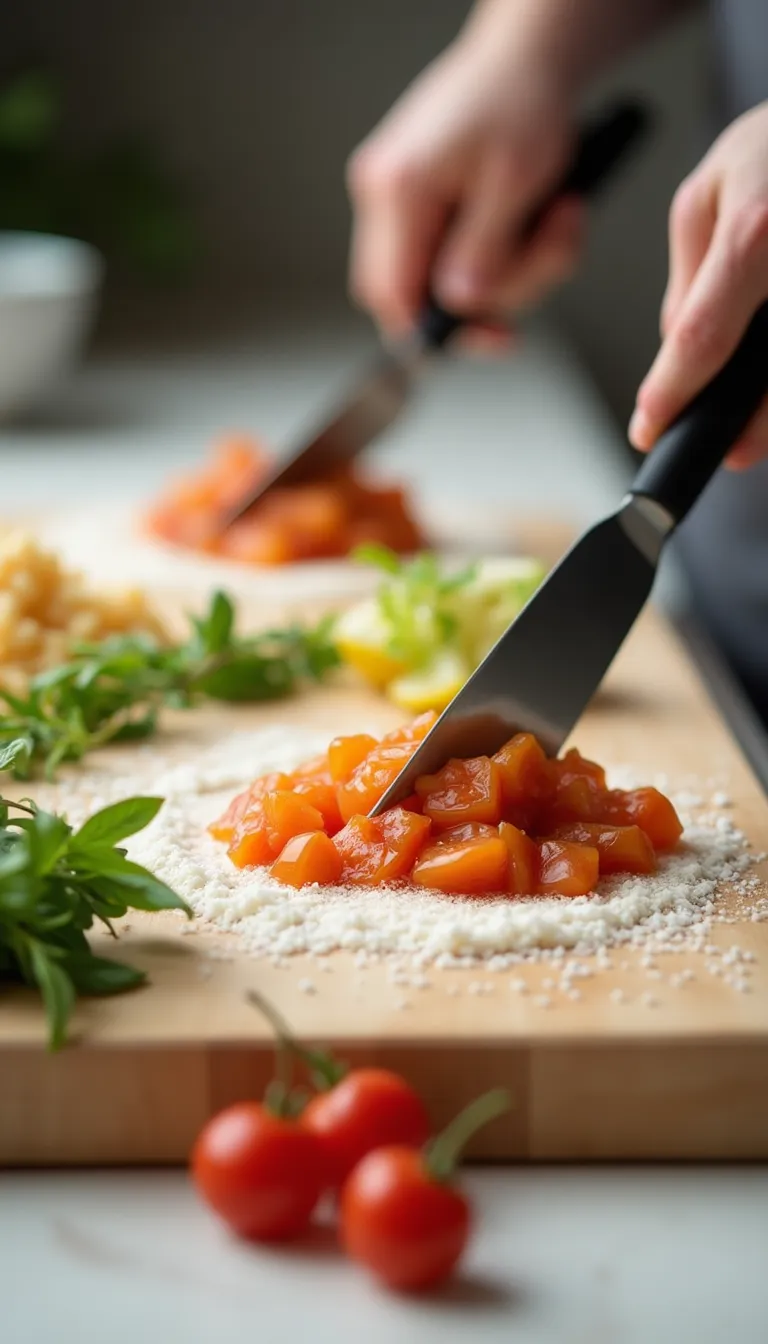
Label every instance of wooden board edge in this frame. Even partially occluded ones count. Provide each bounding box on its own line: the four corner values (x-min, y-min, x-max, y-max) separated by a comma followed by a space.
4, 1038, 768, 1166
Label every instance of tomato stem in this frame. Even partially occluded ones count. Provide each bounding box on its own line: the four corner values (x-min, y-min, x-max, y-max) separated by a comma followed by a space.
424, 1088, 511, 1183
246, 989, 346, 1097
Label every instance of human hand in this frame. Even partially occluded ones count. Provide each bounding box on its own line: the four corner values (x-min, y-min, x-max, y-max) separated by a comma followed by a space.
347, 31, 585, 348
630, 101, 768, 469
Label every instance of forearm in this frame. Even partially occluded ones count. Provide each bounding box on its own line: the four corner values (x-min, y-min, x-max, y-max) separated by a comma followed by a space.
461, 0, 696, 94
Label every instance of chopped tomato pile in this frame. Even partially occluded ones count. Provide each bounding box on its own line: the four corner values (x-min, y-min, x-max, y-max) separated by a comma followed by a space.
210, 715, 683, 898
144, 435, 423, 565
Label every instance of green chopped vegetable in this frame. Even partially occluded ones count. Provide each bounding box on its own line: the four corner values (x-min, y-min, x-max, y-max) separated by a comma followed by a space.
336, 547, 546, 711
0, 794, 190, 1049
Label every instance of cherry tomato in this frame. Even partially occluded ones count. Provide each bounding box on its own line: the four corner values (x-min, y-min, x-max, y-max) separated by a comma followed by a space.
301, 1068, 431, 1188
340, 1145, 471, 1291
191, 1101, 324, 1241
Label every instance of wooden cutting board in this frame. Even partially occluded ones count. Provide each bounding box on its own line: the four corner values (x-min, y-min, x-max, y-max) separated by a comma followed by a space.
2, 519, 768, 1166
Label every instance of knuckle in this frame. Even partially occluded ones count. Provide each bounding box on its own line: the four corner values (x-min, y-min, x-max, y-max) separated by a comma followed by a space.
346, 144, 418, 201
670, 175, 704, 233
727, 198, 768, 264
673, 306, 728, 365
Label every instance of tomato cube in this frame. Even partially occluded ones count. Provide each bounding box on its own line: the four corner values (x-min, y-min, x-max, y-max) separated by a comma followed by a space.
263, 791, 325, 852
328, 734, 379, 784
553, 822, 657, 875
333, 808, 431, 884
499, 821, 539, 895
536, 839, 599, 896
602, 788, 683, 851
411, 829, 508, 895
416, 756, 503, 830
271, 831, 343, 888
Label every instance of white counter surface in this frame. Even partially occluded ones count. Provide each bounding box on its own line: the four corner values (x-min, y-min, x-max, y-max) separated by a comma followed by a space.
2, 304, 766, 1344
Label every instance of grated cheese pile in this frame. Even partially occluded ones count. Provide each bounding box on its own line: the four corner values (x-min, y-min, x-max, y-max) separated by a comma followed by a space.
0, 528, 166, 686
51, 725, 765, 967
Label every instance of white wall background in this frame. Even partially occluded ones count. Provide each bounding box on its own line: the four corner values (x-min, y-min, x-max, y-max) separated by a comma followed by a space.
1, 2, 712, 421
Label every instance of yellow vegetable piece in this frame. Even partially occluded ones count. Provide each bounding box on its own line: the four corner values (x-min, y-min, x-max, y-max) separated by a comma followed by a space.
389, 647, 469, 714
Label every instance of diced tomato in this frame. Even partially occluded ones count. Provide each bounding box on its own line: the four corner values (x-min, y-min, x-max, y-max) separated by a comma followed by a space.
536, 840, 599, 896
398, 793, 424, 814
552, 822, 657, 875
416, 756, 503, 830
602, 787, 683, 850
493, 734, 554, 813
432, 822, 499, 844
263, 791, 325, 853
553, 748, 607, 790
208, 772, 294, 842
271, 831, 343, 888
333, 809, 432, 884
336, 744, 416, 823
382, 712, 438, 746
293, 780, 344, 836
411, 830, 508, 895
292, 754, 332, 783
221, 520, 298, 566
328, 734, 379, 784
227, 810, 274, 868
499, 821, 539, 895
544, 775, 606, 828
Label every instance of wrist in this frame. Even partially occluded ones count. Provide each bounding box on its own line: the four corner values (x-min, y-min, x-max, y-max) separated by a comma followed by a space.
459, 0, 602, 102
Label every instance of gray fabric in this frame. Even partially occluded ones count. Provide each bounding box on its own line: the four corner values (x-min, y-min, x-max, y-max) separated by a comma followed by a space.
671, 3, 768, 722
712, 0, 768, 117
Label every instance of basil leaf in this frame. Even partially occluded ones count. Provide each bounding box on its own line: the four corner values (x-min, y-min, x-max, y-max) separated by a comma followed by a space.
0, 737, 33, 773
65, 953, 146, 996
28, 939, 75, 1051
73, 797, 164, 849
192, 656, 293, 702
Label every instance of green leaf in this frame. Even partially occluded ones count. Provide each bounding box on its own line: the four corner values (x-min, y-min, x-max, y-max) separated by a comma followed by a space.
351, 544, 402, 574
65, 953, 146, 996
192, 656, 293, 702
90, 865, 191, 915
26, 810, 72, 875
0, 737, 33, 774
28, 940, 75, 1051
199, 591, 235, 654
73, 796, 164, 849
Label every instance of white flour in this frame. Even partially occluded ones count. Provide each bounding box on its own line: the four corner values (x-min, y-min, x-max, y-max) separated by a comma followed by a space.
50, 725, 766, 968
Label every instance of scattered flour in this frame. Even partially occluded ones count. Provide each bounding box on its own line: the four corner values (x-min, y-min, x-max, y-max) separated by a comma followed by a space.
47, 726, 767, 971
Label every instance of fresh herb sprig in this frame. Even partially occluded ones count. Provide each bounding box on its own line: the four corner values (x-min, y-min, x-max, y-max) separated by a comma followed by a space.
0, 591, 339, 781
0, 794, 190, 1049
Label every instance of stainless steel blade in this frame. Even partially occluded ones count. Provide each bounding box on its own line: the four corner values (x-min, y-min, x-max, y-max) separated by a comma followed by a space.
370, 496, 672, 814
219, 352, 414, 529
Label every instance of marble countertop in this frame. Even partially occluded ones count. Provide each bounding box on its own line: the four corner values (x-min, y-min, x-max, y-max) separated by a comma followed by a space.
2, 303, 767, 1344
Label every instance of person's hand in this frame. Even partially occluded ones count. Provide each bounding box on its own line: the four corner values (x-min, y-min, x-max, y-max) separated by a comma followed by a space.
347, 32, 586, 347
630, 101, 768, 469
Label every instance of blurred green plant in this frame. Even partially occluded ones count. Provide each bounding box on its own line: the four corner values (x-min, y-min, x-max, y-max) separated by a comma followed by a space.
0, 68, 197, 279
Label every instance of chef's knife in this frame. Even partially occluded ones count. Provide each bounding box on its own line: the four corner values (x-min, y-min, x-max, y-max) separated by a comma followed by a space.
371, 301, 768, 813
220, 99, 650, 529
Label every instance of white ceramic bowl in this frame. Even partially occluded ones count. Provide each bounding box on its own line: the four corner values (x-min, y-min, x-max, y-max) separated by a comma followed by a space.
0, 231, 103, 420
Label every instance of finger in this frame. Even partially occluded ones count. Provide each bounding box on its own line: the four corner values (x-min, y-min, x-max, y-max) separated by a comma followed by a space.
491, 195, 585, 312
660, 172, 717, 336
432, 136, 568, 312
347, 146, 448, 334
726, 392, 768, 469
629, 200, 768, 450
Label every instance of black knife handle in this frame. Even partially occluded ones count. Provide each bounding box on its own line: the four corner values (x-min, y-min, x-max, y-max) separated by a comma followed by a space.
419, 98, 651, 351
630, 302, 768, 525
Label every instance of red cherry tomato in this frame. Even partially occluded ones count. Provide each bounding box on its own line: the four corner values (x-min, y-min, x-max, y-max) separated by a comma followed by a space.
340, 1145, 471, 1291
191, 1101, 324, 1241
301, 1068, 431, 1189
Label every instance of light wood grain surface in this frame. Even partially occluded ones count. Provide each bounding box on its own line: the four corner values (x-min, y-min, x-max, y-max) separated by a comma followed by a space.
2, 518, 767, 1164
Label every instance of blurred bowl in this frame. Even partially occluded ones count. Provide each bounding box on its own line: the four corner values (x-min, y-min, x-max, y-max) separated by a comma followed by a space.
0, 231, 103, 421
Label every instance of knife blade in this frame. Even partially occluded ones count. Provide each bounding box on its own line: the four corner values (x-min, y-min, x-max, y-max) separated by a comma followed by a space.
219, 99, 650, 530
370, 301, 768, 813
